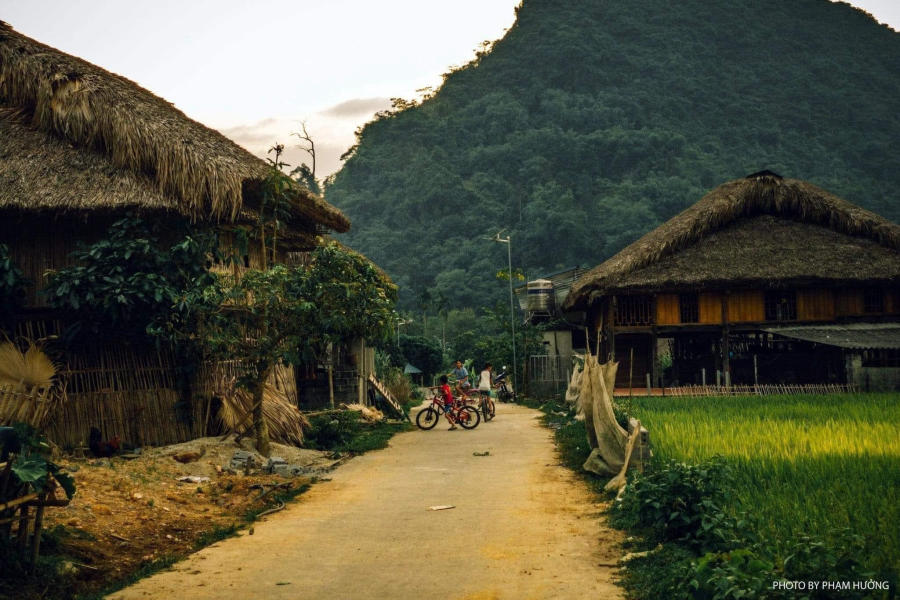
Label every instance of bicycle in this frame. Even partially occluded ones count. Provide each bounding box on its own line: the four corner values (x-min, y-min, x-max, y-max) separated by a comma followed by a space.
416, 388, 481, 430
459, 387, 495, 422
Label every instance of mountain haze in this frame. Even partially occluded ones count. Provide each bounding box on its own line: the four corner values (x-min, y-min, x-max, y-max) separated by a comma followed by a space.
326, 0, 900, 309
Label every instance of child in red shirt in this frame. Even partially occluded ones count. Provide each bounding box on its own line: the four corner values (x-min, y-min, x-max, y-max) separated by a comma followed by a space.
439, 375, 457, 430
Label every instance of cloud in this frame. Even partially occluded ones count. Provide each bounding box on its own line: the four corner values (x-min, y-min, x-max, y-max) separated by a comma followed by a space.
320, 97, 391, 118
213, 96, 393, 177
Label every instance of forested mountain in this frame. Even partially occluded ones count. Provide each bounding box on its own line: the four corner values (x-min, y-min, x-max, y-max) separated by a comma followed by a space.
325, 0, 900, 310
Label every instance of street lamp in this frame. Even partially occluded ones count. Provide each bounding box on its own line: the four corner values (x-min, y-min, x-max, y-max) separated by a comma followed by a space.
489, 230, 518, 398
396, 316, 412, 347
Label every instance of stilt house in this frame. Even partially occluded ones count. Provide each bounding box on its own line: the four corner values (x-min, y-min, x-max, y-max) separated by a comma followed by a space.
563, 172, 900, 391
0, 22, 357, 446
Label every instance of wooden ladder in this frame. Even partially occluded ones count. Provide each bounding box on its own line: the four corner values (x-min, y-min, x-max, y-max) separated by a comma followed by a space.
367, 374, 409, 421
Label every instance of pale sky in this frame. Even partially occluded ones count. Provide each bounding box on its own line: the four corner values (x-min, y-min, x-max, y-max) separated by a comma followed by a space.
2, 1, 898, 177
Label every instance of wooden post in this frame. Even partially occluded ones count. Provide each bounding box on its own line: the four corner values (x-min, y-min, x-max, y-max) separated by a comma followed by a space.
30, 495, 47, 572
646, 373, 651, 396
327, 343, 335, 410
701, 368, 706, 386
607, 297, 617, 362
628, 347, 634, 398
16, 505, 29, 554
721, 294, 730, 388
650, 328, 659, 388
753, 354, 759, 391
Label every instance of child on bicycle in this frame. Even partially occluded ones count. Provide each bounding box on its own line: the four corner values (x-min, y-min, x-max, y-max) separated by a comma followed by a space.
449, 359, 471, 396
439, 375, 458, 430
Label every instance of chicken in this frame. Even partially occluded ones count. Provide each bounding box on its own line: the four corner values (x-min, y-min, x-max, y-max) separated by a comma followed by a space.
172, 446, 206, 464
89, 427, 120, 457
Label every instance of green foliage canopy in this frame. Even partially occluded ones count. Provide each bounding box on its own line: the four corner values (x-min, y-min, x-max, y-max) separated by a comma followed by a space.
44, 216, 217, 342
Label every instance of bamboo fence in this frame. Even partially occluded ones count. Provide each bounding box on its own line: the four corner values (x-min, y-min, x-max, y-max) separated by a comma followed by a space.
663, 383, 858, 397
0, 384, 60, 429
44, 346, 205, 449
7, 316, 301, 449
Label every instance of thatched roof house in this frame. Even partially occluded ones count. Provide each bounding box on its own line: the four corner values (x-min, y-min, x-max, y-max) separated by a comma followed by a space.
564, 172, 900, 391
0, 21, 348, 233
565, 172, 900, 310
0, 22, 360, 447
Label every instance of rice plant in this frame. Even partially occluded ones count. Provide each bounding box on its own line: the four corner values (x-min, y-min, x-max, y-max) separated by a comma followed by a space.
632, 393, 900, 576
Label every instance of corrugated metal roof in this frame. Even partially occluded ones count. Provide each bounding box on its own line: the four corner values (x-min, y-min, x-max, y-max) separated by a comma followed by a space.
764, 323, 900, 349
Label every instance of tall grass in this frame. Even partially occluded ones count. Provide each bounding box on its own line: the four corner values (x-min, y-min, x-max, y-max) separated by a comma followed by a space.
632, 393, 900, 576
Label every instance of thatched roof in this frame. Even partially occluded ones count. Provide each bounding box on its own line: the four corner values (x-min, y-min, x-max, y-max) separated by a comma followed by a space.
0, 22, 349, 232
565, 173, 900, 310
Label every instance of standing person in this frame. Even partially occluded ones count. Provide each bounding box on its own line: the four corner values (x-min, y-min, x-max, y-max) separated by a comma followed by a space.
478, 363, 493, 392
449, 360, 470, 395
439, 375, 457, 430
478, 362, 496, 419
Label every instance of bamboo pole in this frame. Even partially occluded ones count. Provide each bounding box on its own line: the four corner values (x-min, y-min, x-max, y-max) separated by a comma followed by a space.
30, 494, 46, 572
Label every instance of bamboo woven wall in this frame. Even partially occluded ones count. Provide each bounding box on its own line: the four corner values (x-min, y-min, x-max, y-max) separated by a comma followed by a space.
1, 218, 110, 309
10, 316, 203, 448
45, 347, 204, 449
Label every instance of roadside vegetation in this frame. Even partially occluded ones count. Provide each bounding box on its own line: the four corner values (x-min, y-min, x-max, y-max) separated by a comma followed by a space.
527, 393, 899, 599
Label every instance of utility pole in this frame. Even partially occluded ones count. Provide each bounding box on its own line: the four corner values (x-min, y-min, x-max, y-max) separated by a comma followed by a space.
489, 231, 518, 398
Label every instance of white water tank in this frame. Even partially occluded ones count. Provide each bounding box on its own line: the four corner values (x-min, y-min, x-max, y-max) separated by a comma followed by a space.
526, 279, 554, 313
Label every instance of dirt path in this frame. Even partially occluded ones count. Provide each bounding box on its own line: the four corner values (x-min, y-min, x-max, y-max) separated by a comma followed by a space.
110, 404, 623, 600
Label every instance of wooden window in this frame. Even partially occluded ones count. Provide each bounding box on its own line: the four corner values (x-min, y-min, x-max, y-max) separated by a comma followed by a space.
615, 295, 654, 326
679, 293, 699, 323
764, 291, 797, 321
863, 288, 884, 314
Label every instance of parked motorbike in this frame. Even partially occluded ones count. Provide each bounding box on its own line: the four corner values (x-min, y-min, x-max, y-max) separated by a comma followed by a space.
492, 367, 516, 403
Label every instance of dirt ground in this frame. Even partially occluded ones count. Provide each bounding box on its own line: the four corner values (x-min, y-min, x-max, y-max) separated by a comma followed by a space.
42, 436, 342, 593
109, 404, 624, 600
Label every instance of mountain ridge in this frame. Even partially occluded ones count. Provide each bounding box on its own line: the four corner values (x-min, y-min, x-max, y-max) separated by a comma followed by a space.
326, 0, 900, 309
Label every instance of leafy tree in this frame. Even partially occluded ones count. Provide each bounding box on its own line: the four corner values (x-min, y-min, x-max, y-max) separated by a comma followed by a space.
0, 243, 27, 329
182, 241, 395, 456
44, 216, 217, 342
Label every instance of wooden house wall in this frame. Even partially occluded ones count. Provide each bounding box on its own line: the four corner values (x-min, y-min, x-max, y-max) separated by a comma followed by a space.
603, 286, 897, 330
835, 289, 864, 316
727, 291, 765, 322
797, 289, 835, 321
656, 294, 679, 325
698, 292, 722, 324
887, 289, 900, 314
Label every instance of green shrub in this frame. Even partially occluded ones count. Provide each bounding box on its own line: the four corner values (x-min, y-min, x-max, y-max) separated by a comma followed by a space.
305, 412, 361, 450
611, 457, 740, 551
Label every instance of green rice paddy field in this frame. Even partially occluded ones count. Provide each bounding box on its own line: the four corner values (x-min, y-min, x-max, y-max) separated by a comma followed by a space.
630, 393, 900, 575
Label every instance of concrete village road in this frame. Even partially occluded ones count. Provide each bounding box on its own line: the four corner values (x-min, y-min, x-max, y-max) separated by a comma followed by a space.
110, 403, 623, 600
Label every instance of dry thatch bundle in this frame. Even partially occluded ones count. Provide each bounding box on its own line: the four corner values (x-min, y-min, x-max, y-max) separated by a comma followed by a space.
565, 173, 900, 309
342, 403, 384, 423
216, 378, 308, 446
0, 342, 56, 390
0, 342, 61, 428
